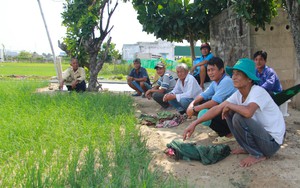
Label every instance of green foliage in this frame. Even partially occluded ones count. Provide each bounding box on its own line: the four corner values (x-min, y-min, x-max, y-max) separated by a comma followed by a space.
132, 0, 228, 42
98, 42, 121, 63
177, 57, 192, 68
18, 51, 32, 59
0, 81, 187, 187
232, 0, 280, 29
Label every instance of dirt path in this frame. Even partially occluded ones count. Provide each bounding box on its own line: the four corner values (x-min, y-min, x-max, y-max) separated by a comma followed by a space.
134, 97, 300, 187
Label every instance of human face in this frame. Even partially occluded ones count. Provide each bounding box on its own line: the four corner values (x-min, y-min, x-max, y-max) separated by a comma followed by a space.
133, 62, 141, 70
176, 67, 189, 81
232, 70, 252, 89
207, 64, 224, 82
201, 48, 209, 56
254, 55, 266, 72
71, 60, 79, 71
156, 67, 165, 77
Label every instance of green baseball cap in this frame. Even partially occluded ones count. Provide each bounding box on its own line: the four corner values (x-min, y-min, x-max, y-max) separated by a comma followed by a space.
225, 58, 260, 82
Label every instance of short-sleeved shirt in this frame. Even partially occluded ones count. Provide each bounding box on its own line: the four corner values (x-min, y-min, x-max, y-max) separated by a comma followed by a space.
170, 74, 202, 102
157, 70, 177, 92
62, 67, 86, 84
193, 53, 214, 76
200, 74, 236, 104
129, 67, 151, 85
226, 85, 286, 145
256, 65, 282, 93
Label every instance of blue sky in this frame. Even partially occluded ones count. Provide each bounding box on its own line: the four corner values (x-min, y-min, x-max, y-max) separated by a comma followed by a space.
0, 0, 164, 54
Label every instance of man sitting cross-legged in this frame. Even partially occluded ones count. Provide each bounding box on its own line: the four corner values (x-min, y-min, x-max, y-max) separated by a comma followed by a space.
163, 63, 202, 115
187, 57, 236, 144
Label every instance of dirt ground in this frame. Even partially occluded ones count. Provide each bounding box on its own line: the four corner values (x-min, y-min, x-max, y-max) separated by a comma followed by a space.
134, 97, 300, 188
38, 83, 300, 187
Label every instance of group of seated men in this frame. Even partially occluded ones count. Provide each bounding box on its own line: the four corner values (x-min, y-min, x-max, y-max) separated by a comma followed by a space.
127, 46, 286, 167
59, 45, 286, 167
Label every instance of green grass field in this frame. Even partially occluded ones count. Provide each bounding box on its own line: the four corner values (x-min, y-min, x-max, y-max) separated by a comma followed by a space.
0, 62, 157, 81
0, 80, 187, 187
0, 62, 69, 77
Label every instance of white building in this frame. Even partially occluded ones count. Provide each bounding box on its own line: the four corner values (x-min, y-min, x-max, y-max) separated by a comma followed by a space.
122, 40, 175, 61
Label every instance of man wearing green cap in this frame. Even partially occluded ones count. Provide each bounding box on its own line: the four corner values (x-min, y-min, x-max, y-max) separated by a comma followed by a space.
183, 58, 285, 167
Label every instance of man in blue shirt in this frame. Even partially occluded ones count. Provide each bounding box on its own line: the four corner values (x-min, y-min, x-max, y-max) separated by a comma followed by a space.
254, 50, 282, 94
127, 58, 151, 96
191, 43, 214, 90
187, 57, 236, 144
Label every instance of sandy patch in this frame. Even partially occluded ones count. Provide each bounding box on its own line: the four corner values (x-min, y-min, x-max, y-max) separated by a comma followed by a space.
134, 97, 300, 187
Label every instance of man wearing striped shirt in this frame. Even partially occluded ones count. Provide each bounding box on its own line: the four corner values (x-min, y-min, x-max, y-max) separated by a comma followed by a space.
145, 62, 177, 109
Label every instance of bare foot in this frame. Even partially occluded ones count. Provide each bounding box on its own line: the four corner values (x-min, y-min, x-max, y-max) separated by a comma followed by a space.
240, 156, 266, 167
231, 148, 248, 154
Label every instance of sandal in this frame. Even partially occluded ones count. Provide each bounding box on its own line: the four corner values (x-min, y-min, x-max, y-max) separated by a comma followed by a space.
208, 131, 218, 137
131, 93, 141, 97
212, 136, 236, 144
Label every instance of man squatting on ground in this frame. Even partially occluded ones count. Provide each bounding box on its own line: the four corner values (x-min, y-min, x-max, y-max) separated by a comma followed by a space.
186, 57, 237, 144
163, 63, 202, 115
145, 62, 177, 108
59, 58, 86, 92
183, 58, 286, 167
127, 58, 152, 97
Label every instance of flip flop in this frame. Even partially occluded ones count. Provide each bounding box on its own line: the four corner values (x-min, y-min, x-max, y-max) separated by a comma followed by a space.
208, 131, 218, 137
212, 136, 236, 144
131, 93, 141, 97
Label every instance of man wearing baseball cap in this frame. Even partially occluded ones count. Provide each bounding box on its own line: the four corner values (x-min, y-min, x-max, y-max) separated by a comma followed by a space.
191, 43, 214, 90
183, 58, 285, 167
145, 62, 177, 108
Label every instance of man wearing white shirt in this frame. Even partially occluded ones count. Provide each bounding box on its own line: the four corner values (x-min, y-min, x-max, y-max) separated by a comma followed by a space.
163, 63, 202, 114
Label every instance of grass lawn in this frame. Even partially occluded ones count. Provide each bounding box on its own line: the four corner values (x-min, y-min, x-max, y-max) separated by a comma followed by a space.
0, 80, 186, 187
0, 62, 158, 82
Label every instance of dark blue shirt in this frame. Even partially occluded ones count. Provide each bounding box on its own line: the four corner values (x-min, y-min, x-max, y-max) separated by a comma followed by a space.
129, 67, 151, 85
256, 65, 282, 93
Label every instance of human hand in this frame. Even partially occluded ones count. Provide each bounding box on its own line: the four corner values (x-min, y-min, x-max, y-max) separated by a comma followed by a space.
71, 80, 77, 89
163, 94, 169, 102
186, 106, 194, 118
145, 90, 152, 99
183, 122, 197, 141
127, 76, 134, 81
222, 104, 230, 119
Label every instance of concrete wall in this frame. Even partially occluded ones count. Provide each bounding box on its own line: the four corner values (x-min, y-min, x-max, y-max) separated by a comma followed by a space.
209, 7, 250, 67
249, 9, 297, 90
210, 7, 299, 107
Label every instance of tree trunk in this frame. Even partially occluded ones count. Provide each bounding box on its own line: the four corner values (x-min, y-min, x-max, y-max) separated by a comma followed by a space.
88, 52, 99, 91
189, 35, 196, 60
284, 0, 300, 108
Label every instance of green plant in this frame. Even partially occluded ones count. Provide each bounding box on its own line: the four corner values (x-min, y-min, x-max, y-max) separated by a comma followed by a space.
0, 81, 187, 187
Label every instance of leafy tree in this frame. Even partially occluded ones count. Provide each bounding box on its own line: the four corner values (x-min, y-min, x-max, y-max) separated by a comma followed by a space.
59, 0, 120, 91
132, 0, 229, 60
18, 51, 32, 61
98, 42, 121, 63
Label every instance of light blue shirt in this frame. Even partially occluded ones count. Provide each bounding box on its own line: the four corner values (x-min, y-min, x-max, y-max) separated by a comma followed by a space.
170, 74, 202, 102
200, 74, 236, 104
193, 53, 214, 76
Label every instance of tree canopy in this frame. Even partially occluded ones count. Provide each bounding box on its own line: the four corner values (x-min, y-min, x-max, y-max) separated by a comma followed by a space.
132, 0, 229, 59
60, 0, 119, 91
